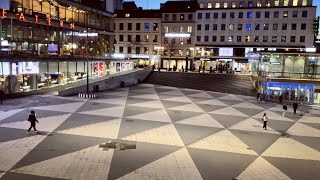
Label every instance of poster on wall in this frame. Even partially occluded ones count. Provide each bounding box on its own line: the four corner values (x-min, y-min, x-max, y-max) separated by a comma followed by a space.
98, 62, 105, 77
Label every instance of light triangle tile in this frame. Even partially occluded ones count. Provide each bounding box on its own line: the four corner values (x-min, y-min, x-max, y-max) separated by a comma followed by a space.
169, 103, 205, 113
131, 93, 159, 100
218, 94, 245, 101
188, 92, 213, 99
236, 157, 292, 180
90, 97, 127, 105
188, 129, 258, 155
118, 148, 203, 180
0, 135, 47, 171
159, 90, 185, 96
33, 102, 85, 113
78, 106, 125, 118
268, 104, 289, 112
138, 84, 154, 88
176, 114, 224, 128
126, 109, 172, 123
262, 137, 320, 161
130, 100, 165, 109
155, 85, 178, 90
229, 118, 280, 134
209, 106, 249, 117
0, 108, 25, 122
197, 99, 228, 106
253, 110, 293, 122
122, 124, 184, 146
12, 145, 114, 180
163, 96, 193, 103
232, 101, 264, 110
57, 119, 121, 139
298, 115, 320, 124
0, 114, 72, 133
131, 88, 157, 94
103, 90, 129, 97
286, 122, 320, 138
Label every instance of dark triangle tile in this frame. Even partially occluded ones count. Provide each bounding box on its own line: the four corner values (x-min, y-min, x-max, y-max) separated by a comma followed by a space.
166, 109, 204, 122
55, 113, 118, 131
1, 172, 66, 180
174, 124, 222, 146
197, 104, 226, 112
118, 118, 169, 138
12, 133, 108, 169
180, 89, 201, 96
221, 99, 244, 106
207, 92, 228, 98
0, 127, 31, 143
271, 110, 301, 121
76, 102, 119, 112
128, 91, 154, 97
252, 118, 295, 134
126, 97, 155, 105
123, 105, 161, 117
108, 142, 181, 180
129, 86, 152, 91
0, 109, 70, 124
300, 122, 320, 131
161, 100, 190, 109
28, 97, 82, 107
158, 94, 184, 100
229, 129, 280, 155
233, 107, 265, 117
254, 102, 276, 110
187, 148, 257, 180
209, 114, 247, 128
154, 87, 174, 93
95, 94, 123, 99
264, 157, 320, 180
188, 97, 212, 103
291, 136, 320, 152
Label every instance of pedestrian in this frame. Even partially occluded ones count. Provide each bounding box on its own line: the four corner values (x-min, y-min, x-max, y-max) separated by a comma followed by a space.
0, 90, 4, 104
202, 66, 205, 73
257, 92, 261, 101
27, 110, 40, 134
279, 95, 283, 104
198, 65, 201, 73
293, 101, 298, 114
299, 102, 303, 116
262, 113, 268, 130
181, 66, 184, 72
209, 66, 213, 73
282, 104, 287, 117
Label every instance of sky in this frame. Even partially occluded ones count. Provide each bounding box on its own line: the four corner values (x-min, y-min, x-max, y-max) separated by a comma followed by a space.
125, 0, 320, 15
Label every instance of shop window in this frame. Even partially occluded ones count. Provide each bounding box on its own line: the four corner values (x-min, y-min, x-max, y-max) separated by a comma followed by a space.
284, 0, 289, 6
153, 23, 158, 31
245, 36, 251, 42
292, 24, 297, 30
255, 24, 260, 30
187, 26, 192, 33
198, 13, 202, 19
274, 0, 279, 6
221, 24, 226, 30
246, 24, 252, 30
247, 12, 252, 18
239, 12, 243, 18
220, 36, 225, 42
206, 13, 210, 19
301, 23, 307, 30
228, 36, 233, 42
222, 13, 226, 19
229, 24, 234, 30
302, 11, 308, 17
283, 11, 288, 18
238, 24, 243, 30
237, 36, 242, 42
254, 36, 259, 42
230, 12, 235, 19
119, 23, 123, 30
290, 36, 296, 42
214, 13, 218, 19
293, 11, 298, 17
272, 36, 277, 42
282, 23, 287, 30
263, 36, 268, 42
215, 3, 220, 8
274, 11, 279, 18
180, 14, 184, 20
144, 23, 149, 31
205, 24, 209, 30
207, 3, 212, 8
300, 36, 305, 42
281, 36, 286, 42
205, 36, 209, 42
212, 36, 217, 42
273, 24, 278, 30
136, 23, 141, 30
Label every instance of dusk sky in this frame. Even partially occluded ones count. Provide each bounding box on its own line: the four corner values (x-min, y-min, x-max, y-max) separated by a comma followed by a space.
125, 0, 320, 15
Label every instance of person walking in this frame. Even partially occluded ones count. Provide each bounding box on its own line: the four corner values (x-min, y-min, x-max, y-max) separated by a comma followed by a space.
0, 90, 4, 104
27, 111, 39, 134
257, 92, 261, 102
299, 102, 303, 116
293, 101, 298, 115
198, 65, 201, 73
282, 104, 287, 117
262, 113, 268, 130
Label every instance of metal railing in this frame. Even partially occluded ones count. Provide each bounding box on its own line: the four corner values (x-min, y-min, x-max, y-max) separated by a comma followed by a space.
258, 71, 320, 81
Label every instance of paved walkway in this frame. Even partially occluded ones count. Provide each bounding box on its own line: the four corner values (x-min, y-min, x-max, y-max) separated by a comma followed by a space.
0, 84, 319, 180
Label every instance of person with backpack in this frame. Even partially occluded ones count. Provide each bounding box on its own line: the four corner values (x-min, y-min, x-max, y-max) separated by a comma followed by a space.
282, 104, 287, 117
27, 110, 39, 134
262, 113, 268, 130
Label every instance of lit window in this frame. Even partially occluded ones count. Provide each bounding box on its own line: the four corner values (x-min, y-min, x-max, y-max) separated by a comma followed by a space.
246, 24, 252, 30
284, 0, 288, 6
208, 3, 212, 8
247, 12, 252, 18
292, 0, 298, 6
232, 2, 236, 8
274, 0, 279, 6
215, 3, 220, 8
229, 24, 234, 30
114, 14, 117, 17
125, 14, 130, 17
266, 0, 270, 7
257, 1, 262, 7
264, 23, 269, 30
283, 11, 288, 18
164, 26, 169, 33
254, 36, 259, 42
228, 36, 233, 42
239, 1, 244, 7
245, 36, 250, 42
180, 26, 184, 32
187, 26, 192, 33
144, 23, 149, 31
302, 0, 307, 6
237, 36, 241, 42
223, 3, 228, 8
200, 3, 204, 8
180, 38, 184, 44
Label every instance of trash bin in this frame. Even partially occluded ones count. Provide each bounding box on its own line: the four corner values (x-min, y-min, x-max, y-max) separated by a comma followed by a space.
120, 81, 125, 88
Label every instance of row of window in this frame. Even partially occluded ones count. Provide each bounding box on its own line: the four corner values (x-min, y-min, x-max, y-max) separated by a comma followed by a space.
200, 0, 308, 9
196, 35, 306, 43
197, 23, 307, 31
163, 26, 193, 33
118, 35, 158, 43
198, 10, 307, 19
164, 14, 193, 21
117, 23, 159, 31
118, 46, 151, 54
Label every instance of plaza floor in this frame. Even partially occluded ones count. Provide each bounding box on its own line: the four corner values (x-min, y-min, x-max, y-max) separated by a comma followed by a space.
0, 84, 320, 180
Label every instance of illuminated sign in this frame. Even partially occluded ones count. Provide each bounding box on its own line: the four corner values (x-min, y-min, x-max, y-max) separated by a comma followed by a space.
219, 48, 233, 56
305, 48, 316, 52
165, 33, 191, 38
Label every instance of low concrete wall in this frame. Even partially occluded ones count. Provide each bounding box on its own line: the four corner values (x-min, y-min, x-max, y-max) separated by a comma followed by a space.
58, 68, 152, 96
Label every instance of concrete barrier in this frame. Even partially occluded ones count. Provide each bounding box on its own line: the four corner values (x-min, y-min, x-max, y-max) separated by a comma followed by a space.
58, 68, 152, 96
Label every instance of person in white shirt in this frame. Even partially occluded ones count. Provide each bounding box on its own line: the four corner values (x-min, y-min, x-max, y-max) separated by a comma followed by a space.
262, 113, 268, 130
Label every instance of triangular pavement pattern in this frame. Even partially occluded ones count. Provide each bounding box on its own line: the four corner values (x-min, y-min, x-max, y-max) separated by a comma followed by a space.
196, 104, 226, 112
12, 145, 114, 180
233, 107, 265, 117
207, 91, 228, 98
117, 118, 169, 138
174, 123, 222, 146
162, 96, 193, 103
166, 109, 204, 122
298, 115, 320, 124
188, 129, 258, 155
57, 119, 121, 139
78, 106, 125, 118
253, 110, 293, 122
130, 93, 159, 100
286, 122, 320, 137
218, 94, 245, 101
126, 97, 154, 105
209, 106, 249, 117
264, 157, 320, 180
236, 156, 292, 180
76, 102, 120, 112
187, 92, 213, 99
102, 90, 128, 97
188, 97, 211, 104
229, 118, 280, 134
197, 98, 228, 106
209, 114, 248, 128
90, 97, 127, 106
221, 99, 245, 106
229, 129, 280, 155
0, 114, 71, 133
123, 105, 161, 117
0, 172, 5, 178
130, 100, 165, 109
300, 122, 320, 131
259, 119, 295, 134
176, 113, 224, 128
262, 137, 320, 161
122, 124, 185, 146
187, 148, 257, 180
292, 136, 320, 152
232, 101, 264, 110
158, 90, 185, 96
0, 172, 68, 179
118, 148, 203, 180
181, 89, 202, 96
33, 101, 85, 113
125, 109, 172, 123
0, 108, 25, 122
0, 135, 47, 171
168, 103, 205, 113
130, 88, 157, 94
161, 100, 190, 109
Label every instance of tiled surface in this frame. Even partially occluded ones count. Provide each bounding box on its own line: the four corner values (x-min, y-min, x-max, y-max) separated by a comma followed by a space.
0, 84, 320, 180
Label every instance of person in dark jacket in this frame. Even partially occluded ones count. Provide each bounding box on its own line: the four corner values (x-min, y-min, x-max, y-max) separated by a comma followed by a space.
27, 111, 39, 134
293, 101, 298, 114
0, 90, 4, 104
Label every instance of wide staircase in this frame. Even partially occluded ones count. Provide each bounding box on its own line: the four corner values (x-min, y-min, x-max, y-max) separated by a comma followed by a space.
143, 71, 256, 96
